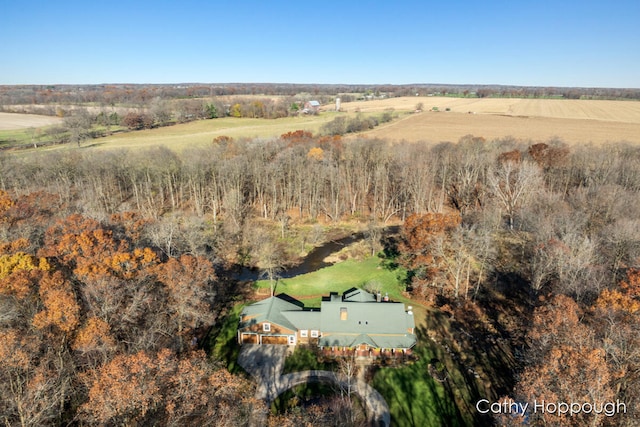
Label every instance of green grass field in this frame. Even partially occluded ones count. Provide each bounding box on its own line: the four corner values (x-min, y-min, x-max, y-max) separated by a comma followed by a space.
2, 107, 403, 154
254, 256, 408, 307
4, 109, 400, 154
372, 339, 468, 427
88, 116, 333, 151
0, 128, 30, 147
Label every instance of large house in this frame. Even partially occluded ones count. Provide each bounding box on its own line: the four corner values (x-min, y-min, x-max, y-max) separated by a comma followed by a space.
237, 288, 417, 356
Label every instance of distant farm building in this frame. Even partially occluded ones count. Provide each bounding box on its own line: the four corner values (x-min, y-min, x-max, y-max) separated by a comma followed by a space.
303, 100, 321, 114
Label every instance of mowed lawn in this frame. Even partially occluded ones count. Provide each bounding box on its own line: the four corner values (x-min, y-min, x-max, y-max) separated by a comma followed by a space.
373, 343, 467, 427
255, 256, 408, 307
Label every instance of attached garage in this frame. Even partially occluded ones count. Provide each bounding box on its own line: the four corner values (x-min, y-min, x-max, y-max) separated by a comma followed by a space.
240, 333, 258, 344
261, 335, 289, 345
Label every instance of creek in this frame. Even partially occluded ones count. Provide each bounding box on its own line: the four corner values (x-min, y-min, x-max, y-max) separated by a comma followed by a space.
236, 225, 399, 282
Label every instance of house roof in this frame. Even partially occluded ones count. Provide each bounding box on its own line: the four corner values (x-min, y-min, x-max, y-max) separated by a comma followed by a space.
318, 332, 416, 349
239, 295, 303, 331
319, 294, 416, 349
308, 100, 320, 107
320, 300, 414, 334
239, 289, 417, 350
343, 288, 377, 302
282, 310, 321, 331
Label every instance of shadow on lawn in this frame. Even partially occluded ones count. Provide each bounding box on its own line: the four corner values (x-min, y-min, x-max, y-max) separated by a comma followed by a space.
203, 303, 246, 374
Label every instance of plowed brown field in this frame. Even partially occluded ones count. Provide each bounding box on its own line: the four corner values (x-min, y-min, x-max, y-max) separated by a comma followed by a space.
0, 112, 62, 130
343, 97, 640, 144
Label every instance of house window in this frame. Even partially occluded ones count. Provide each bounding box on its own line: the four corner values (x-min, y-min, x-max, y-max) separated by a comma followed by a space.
310, 330, 319, 338
340, 307, 348, 320
300, 330, 308, 338
263, 323, 271, 332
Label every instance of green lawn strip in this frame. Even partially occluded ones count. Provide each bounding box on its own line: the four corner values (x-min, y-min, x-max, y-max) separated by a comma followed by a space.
207, 302, 246, 373
0, 128, 58, 148
254, 256, 409, 308
0, 129, 29, 146
8, 110, 401, 153
282, 345, 336, 374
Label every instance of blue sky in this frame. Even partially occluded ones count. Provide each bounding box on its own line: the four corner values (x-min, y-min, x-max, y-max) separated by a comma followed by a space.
1, 0, 639, 87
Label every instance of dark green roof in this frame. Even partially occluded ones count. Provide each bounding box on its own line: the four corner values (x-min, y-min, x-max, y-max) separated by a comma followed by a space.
318, 295, 416, 349
282, 310, 321, 331
343, 288, 377, 302
239, 289, 417, 350
239, 295, 303, 331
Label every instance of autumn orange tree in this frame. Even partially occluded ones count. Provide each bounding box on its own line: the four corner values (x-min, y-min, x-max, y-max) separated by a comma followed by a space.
32, 270, 80, 336
512, 295, 615, 427
0, 326, 74, 427
81, 349, 255, 426
590, 268, 640, 425
0, 198, 255, 425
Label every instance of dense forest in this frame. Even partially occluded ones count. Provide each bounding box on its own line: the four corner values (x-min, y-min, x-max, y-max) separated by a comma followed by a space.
1, 133, 640, 425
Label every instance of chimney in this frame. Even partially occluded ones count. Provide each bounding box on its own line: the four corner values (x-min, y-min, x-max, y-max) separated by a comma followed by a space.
340, 307, 348, 321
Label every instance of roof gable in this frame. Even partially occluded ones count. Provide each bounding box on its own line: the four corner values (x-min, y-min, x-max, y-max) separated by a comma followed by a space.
239, 294, 304, 330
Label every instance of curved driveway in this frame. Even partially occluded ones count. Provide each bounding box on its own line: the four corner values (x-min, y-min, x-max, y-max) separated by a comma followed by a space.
239, 345, 390, 426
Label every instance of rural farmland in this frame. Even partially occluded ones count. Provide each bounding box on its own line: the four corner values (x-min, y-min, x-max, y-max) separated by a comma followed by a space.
348, 96, 640, 144
4, 95, 640, 153
0, 112, 62, 130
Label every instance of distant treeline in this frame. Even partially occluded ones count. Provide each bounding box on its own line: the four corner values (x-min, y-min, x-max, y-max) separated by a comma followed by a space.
2, 83, 640, 106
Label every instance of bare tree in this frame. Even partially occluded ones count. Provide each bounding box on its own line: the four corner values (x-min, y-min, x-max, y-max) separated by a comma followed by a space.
487, 160, 543, 229
252, 229, 285, 296
63, 108, 92, 147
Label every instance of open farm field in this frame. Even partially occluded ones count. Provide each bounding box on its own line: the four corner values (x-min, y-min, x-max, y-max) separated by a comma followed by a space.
344, 96, 640, 144
363, 111, 640, 144
87, 114, 339, 151
0, 112, 62, 130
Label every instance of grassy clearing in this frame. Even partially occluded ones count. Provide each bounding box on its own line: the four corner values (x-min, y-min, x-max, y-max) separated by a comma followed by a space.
5, 109, 395, 154
254, 256, 408, 307
0, 128, 30, 147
